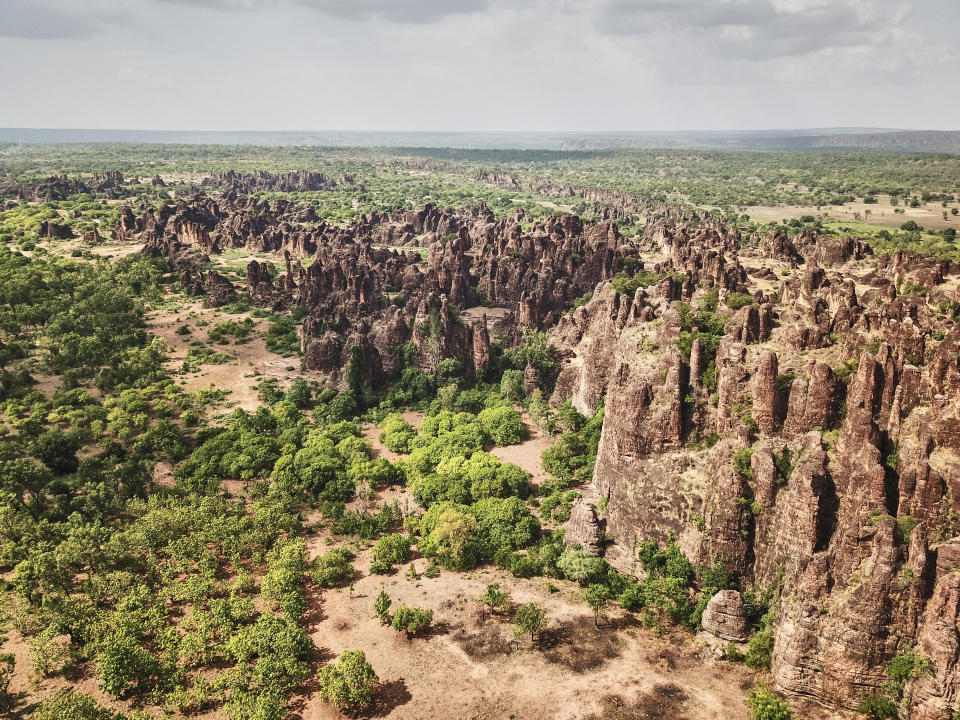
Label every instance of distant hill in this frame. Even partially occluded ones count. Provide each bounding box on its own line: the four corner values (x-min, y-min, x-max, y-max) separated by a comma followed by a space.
1, 127, 958, 153
559, 129, 960, 154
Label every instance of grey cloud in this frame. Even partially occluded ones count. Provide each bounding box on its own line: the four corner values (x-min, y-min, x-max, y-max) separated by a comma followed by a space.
0, 0, 112, 39
594, 0, 905, 60
155, 0, 492, 22
295, 0, 491, 23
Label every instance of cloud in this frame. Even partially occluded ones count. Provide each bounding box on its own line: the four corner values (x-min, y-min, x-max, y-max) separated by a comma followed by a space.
593, 0, 910, 60
155, 0, 492, 22
296, 0, 492, 23
0, 0, 113, 39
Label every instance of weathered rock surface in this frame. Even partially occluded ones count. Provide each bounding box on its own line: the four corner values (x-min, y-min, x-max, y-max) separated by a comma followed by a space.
564, 500, 603, 556
701, 590, 751, 642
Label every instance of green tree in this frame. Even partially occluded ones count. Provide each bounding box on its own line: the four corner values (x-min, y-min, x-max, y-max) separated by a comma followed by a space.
479, 582, 510, 621
347, 346, 366, 398
421, 507, 479, 569
317, 650, 378, 711
857, 694, 898, 720
0, 653, 13, 713
391, 606, 433, 638
746, 686, 793, 720
310, 547, 355, 589
31, 689, 130, 720
373, 590, 392, 623
513, 602, 547, 644
584, 583, 611, 627
500, 369, 525, 402
478, 405, 528, 446
557, 546, 605, 586
287, 377, 312, 409
371, 533, 412, 573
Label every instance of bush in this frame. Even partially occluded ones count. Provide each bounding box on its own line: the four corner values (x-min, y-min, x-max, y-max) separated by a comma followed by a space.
733, 447, 755, 479
478, 405, 528, 446
31, 690, 130, 720
419, 505, 481, 569
471, 496, 541, 557
745, 628, 774, 670
287, 377, 312, 409
746, 687, 793, 720
887, 649, 933, 685
391, 606, 433, 637
513, 602, 547, 643
557, 546, 605, 585
379, 413, 417, 453
857, 694, 899, 720
500, 369, 525, 402
371, 533, 412, 570
374, 590, 392, 623
726, 292, 754, 310
311, 547, 355, 588
317, 650, 378, 710
95, 628, 158, 697
0, 653, 12, 712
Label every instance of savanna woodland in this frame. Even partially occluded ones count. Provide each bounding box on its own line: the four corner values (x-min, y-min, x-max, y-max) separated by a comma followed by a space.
1, 142, 959, 720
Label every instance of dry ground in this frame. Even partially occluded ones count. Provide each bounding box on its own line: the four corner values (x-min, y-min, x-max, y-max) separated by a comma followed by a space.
741, 195, 959, 230
146, 298, 317, 412
296, 532, 760, 720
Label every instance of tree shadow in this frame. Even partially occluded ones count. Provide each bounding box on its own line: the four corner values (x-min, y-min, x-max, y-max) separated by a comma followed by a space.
303, 589, 327, 628
539, 615, 624, 672
363, 678, 412, 718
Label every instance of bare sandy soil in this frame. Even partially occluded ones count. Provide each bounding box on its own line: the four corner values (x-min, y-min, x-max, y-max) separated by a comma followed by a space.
742, 196, 959, 230
362, 412, 424, 463
491, 415, 552, 487
295, 544, 759, 720
145, 298, 320, 412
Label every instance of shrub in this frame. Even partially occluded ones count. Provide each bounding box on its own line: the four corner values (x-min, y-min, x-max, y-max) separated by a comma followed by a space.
478, 405, 528, 446
311, 548, 355, 588
471, 496, 541, 557
373, 590, 392, 623
557, 546, 605, 585
0, 653, 12, 712
419, 505, 481, 569
287, 377, 312, 409
391, 606, 433, 637
513, 602, 547, 643
379, 413, 418, 453
887, 650, 933, 685
746, 686, 793, 720
317, 650, 378, 710
31, 690, 130, 720
500, 369, 526, 402
733, 447, 755, 479
479, 582, 510, 618
95, 628, 158, 697
371, 533, 412, 570
745, 628, 774, 670
584, 583, 611, 627
857, 694, 899, 720
726, 292, 754, 310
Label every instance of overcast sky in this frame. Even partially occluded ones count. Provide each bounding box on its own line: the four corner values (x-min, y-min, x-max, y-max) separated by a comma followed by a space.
1, 0, 957, 132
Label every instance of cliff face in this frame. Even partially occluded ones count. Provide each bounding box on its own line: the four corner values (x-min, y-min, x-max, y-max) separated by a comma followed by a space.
552, 220, 960, 717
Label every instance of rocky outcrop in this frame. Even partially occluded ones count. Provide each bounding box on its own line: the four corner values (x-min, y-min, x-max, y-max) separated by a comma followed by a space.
37, 220, 74, 239
203, 169, 341, 193
551, 217, 960, 717
564, 500, 603, 556
701, 590, 751, 642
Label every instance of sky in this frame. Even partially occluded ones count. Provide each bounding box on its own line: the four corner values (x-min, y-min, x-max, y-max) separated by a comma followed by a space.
1, 0, 958, 132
